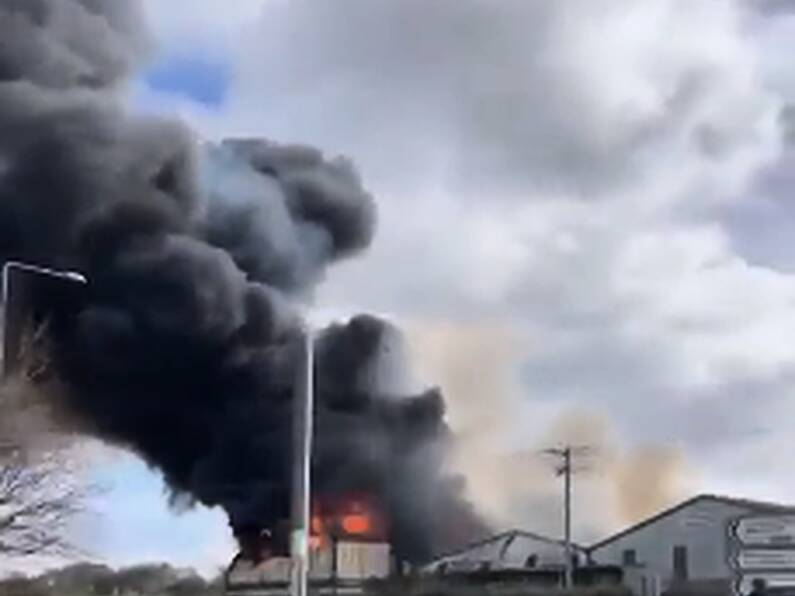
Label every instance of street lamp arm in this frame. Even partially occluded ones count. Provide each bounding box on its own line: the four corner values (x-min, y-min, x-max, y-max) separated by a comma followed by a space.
1, 261, 89, 378
3, 262, 87, 284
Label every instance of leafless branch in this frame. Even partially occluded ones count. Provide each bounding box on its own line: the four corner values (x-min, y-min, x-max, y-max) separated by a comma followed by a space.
0, 323, 95, 559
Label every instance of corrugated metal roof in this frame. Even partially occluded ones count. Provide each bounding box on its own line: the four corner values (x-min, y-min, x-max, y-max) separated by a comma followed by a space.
425, 530, 585, 571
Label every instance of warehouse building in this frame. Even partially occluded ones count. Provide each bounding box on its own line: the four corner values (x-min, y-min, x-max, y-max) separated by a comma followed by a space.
423, 529, 586, 573
588, 494, 795, 596
420, 529, 624, 591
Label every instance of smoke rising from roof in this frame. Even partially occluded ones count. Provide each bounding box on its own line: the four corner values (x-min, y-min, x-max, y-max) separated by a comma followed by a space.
0, 0, 484, 562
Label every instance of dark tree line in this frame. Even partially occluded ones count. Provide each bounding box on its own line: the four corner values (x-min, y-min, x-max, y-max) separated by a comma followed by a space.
0, 562, 223, 596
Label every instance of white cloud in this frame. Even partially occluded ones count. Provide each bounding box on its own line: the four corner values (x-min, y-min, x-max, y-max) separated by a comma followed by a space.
141, 0, 269, 52
137, 0, 795, 537
216, 0, 777, 198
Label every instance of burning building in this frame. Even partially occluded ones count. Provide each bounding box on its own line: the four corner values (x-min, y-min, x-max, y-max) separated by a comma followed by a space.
309, 493, 390, 550
226, 493, 394, 594
0, 0, 488, 580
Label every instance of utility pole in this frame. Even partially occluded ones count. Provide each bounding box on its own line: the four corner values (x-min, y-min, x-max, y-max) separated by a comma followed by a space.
290, 329, 314, 596
542, 445, 591, 590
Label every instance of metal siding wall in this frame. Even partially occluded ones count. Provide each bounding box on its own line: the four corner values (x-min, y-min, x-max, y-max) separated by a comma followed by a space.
590, 501, 749, 585
336, 542, 391, 579
227, 542, 392, 586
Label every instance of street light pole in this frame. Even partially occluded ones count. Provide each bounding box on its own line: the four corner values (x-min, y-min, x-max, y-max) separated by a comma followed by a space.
290, 328, 314, 596
2, 261, 87, 377
563, 447, 572, 589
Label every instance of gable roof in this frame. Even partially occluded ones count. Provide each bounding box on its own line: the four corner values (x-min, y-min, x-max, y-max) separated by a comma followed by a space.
430, 529, 585, 565
588, 494, 795, 552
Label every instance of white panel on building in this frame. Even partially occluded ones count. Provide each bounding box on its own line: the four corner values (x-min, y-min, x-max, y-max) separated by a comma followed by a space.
738, 573, 795, 594
735, 516, 795, 547
336, 542, 391, 580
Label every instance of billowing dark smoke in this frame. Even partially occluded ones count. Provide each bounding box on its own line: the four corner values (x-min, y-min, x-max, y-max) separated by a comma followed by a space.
0, 0, 486, 562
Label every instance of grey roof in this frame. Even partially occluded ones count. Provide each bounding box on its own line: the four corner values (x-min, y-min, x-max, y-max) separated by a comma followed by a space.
436, 529, 582, 560
588, 494, 795, 552
426, 529, 585, 570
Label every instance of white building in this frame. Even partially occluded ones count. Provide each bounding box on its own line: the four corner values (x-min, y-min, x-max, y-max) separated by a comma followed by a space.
423, 530, 584, 574
588, 494, 795, 596
226, 541, 393, 596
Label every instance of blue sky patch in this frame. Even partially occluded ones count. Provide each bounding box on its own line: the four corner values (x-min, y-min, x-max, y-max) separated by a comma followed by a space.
144, 51, 231, 107
77, 450, 234, 574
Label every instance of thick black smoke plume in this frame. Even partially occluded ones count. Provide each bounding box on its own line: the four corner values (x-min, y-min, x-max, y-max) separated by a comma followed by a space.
0, 0, 486, 562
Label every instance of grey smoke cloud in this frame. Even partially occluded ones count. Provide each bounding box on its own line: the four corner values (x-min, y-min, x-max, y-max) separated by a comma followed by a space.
0, 0, 485, 563
0, 0, 146, 90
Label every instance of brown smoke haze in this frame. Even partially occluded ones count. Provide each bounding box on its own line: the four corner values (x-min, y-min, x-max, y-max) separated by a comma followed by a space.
406, 320, 697, 543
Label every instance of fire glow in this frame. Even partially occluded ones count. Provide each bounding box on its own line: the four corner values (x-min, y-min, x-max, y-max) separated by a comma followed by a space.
310, 494, 387, 549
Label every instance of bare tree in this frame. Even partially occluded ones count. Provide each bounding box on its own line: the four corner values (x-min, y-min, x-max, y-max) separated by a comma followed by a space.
0, 322, 93, 559
0, 449, 89, 557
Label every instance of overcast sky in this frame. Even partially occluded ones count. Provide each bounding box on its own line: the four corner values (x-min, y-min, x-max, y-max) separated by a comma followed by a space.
80, 0, 795, 572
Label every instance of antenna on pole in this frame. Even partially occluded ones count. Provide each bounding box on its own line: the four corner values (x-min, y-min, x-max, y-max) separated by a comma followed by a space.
541, 445, 592, 590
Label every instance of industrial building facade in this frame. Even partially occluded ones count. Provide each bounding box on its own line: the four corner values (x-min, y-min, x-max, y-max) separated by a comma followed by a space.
588, 494, 795, 595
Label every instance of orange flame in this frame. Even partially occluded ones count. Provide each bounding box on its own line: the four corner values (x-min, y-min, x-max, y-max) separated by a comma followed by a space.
310, 494, 387, 546
342, 512, 372, 535
310, 515, 327, 549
